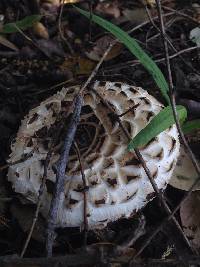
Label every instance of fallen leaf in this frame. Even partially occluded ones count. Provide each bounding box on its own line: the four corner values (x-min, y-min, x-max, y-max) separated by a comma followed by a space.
146, 0, 156, 6
180, 191, 200, 252
85, 35, 122, 61
122, 8, 148, 24
60, 56, 95, 75
96, 1, 121, 19
32, 21, 49, 39
77, 57, 96, 74
40, 0, 60, 5
63, 0, 82, 3
0, 35, 19, 51
36, 39, 65, 57
169, 147, 200, 191
192, 4, 200, 23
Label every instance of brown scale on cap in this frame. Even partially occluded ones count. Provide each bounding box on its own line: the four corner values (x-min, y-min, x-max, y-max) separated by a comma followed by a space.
8, 81, 180, 229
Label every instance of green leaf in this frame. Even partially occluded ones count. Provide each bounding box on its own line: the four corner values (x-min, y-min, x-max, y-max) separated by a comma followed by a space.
182, 119, 200, 134
1, 15, 42, 34
74, 6, 170, 105
128, 105, 187, 150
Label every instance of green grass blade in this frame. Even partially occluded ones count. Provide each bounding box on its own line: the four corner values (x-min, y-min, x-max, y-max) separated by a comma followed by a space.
128, 105, 187, 150
182, 119, 200, 134
1, 15, 42, 33
75, 6, 170, 105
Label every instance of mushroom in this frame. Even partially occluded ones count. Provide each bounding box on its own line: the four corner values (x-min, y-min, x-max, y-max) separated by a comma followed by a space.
8, 81, 180, 229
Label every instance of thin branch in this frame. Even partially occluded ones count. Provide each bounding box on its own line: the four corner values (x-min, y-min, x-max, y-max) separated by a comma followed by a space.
162, 5, 200, 26
2, 253, 200, 267
155, 0, 200, 210
117, 214, 146, 253
145, 5, 200, 75
74, 142, 88, 247
46, 94, 83, 257
128, 12, 174, 34
0, 152, 33, 171
45, 31, 117, 256
103, 46, 199, 72
58, 0, 74, 54
128, 0, 200, 259
119, 103, 140, 117
13, 24, 52, 59
91, 89, 194, 260
78, 41, 116, 94
128, 5, 199, 36
20, 151, 52, 257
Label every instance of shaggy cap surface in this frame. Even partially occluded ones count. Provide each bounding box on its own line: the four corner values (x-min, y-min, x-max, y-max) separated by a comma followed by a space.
8, 81, 180, 228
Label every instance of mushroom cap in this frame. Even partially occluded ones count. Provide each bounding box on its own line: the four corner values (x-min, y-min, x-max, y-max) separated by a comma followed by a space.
8, 81, 180, 229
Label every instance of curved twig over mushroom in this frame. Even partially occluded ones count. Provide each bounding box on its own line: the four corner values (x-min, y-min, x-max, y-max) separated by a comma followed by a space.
8, 81, 180, 229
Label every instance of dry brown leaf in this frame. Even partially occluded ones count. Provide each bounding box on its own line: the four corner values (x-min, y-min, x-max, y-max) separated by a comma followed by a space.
161, 0, 176, 9
96, 1, 121, 19
63, 0, 82, 3
169, 147, 200, 191
60, 56, 95, 75
33, 22, 49, 39
122, 8, 148, 24
85, 35, 122, 62
41, 0, 82, 5
146, 0, 156, 7
139, 0, 156, 6
0, 35, 19, 51
180, 191, 200, 252
40, 0, 60, 5
192, 4, 200, 23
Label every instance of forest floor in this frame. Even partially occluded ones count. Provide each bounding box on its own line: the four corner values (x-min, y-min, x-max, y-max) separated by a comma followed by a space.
0, 0, 200, 266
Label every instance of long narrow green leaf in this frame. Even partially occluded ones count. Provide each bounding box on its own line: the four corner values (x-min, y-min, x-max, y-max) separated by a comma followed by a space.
1, 15, 42, 34
128, 105, 187, 150
182, 119, 200, 134
75, 6, 170, 105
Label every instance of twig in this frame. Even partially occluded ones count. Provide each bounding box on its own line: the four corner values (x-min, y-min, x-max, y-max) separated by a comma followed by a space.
119, 103, 140, 117
130, 0, 200, 260
162, 5, 200, 26
103, 46, 199, 72
127, 5, 199, 36
117, 214, 146, 253
2, 253, 200, 267
58, 0, 74, 54
33, 78, 74, 95
78, 41, 116, 95
13, 24, 52, 59
128, 0, 200, 259
145, 5, 200, 75
128, 12, 174, 34
91, 89, 195, 260
21, 114, 73, 257
20, 151, 52, 257
0, 152, 33, 171
45, 32, 117, 256
155, 0, 200, 210
89, 0, 93, 42
46, 94, 83, 257
74, 142, 88, 247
